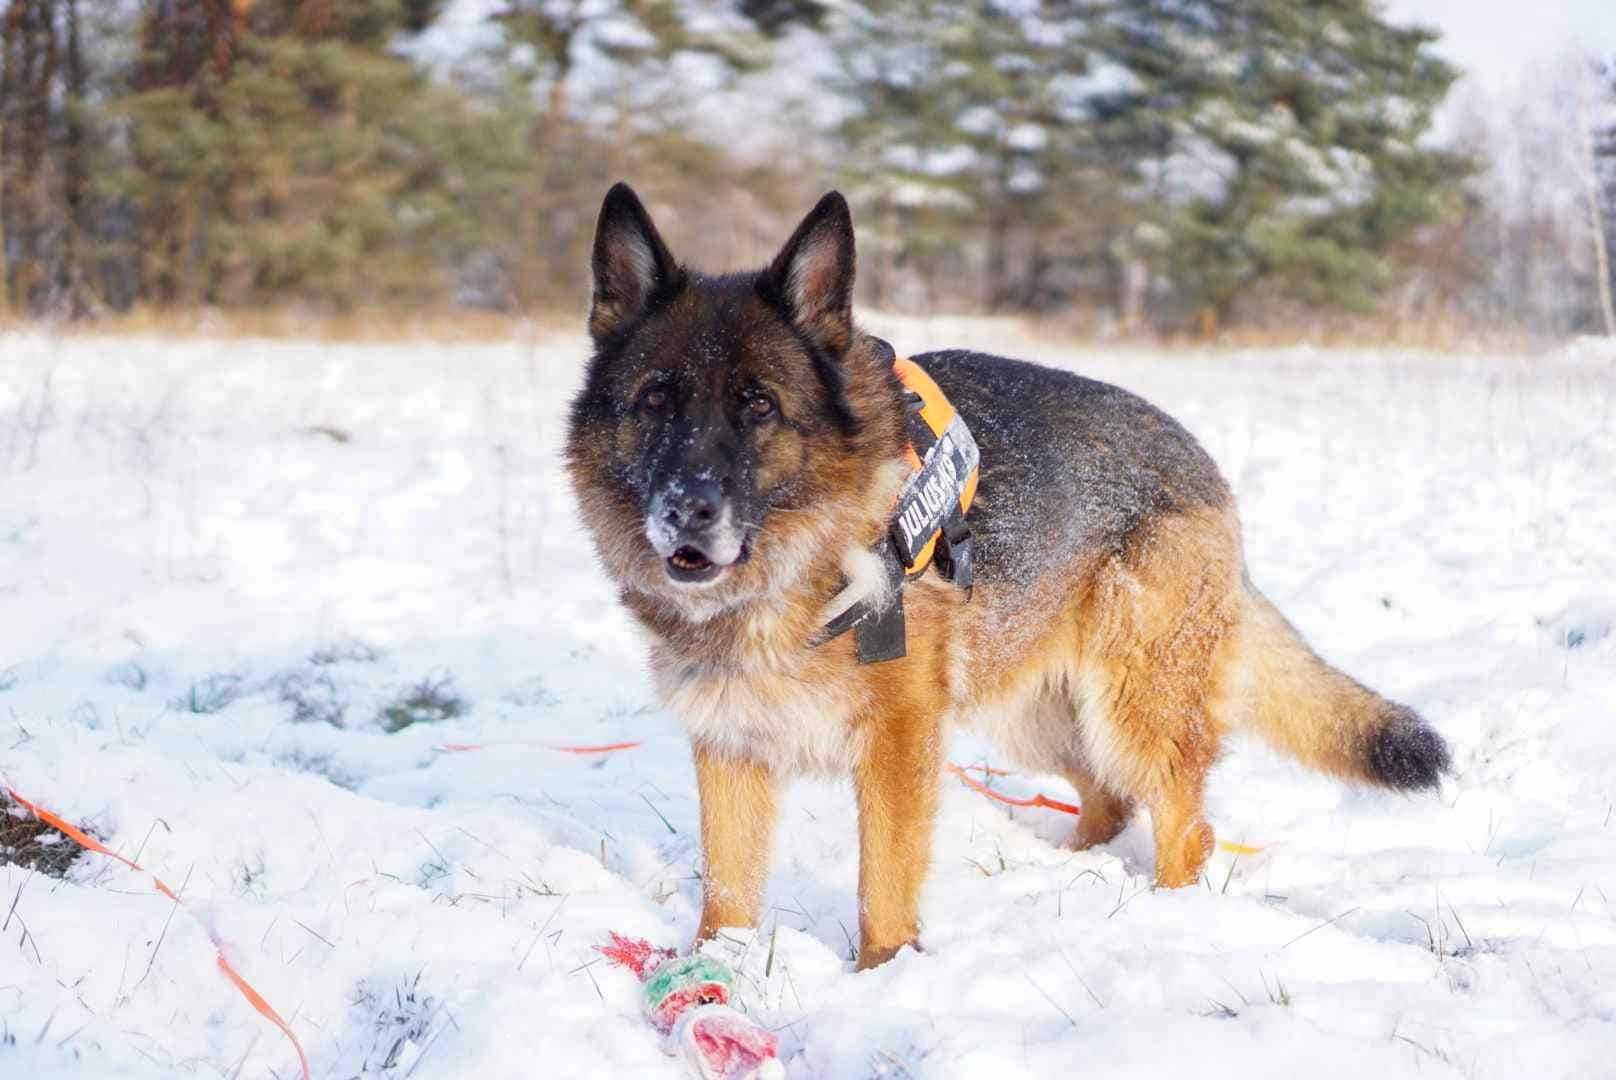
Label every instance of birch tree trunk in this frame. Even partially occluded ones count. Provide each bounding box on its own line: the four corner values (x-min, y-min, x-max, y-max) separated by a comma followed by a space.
1580, 72, 1616, 337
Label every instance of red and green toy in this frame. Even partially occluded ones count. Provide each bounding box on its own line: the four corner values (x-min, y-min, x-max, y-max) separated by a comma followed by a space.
599, 933, 784, 1080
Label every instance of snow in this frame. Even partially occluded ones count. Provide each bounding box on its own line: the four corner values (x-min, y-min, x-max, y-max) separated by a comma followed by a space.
2, 326, 1615, 1078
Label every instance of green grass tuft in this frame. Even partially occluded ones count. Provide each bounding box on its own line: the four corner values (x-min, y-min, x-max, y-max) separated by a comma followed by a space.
175, 673, 242, 714
379, 675, 465, 734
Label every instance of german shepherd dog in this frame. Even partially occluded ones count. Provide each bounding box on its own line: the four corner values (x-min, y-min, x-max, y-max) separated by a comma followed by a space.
566, 183, 1448, 969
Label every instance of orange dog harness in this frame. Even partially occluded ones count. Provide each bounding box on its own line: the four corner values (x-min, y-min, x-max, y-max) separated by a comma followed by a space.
814, 341, 980, 663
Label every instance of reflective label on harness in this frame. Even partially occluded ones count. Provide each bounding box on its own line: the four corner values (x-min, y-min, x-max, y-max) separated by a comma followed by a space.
892, 412, 980, 567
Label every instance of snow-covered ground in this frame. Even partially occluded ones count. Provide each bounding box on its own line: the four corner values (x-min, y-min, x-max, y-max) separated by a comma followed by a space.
1, 325, 1613, 1079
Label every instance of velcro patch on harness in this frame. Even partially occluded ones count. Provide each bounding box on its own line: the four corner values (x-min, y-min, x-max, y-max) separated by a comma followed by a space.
890, 358, 979, 580
892, 411, 979, 568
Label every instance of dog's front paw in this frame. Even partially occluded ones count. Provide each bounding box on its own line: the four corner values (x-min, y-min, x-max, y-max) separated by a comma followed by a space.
855, 937, 921, 971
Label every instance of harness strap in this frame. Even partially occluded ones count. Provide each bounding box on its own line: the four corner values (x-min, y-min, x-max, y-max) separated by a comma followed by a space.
809, 540, 908, 662
813, 345, 978, 664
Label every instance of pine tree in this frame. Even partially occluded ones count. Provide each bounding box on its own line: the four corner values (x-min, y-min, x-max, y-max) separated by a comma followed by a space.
113, 0, 531, 309
57, 0, 93, 316
1094, 0, 1469, 328
0, 0, 116, 316
486, 0, 810, 122
832, 0, 1106, 311
475, 0, 826, 308
1, 0, 61, 313
832, 1, 1467, 325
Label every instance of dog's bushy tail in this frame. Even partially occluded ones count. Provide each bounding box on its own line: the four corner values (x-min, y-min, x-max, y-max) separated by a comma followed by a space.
1232, 587, 1448, 790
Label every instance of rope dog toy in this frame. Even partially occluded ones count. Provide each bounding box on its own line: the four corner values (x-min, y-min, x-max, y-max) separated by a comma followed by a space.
598, 933, 784, 1080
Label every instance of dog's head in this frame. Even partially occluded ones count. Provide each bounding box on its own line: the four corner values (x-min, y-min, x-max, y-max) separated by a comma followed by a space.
565, 183, 905, 620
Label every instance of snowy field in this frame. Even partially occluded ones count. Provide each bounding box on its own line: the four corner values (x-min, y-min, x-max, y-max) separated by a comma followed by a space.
1, 324, 1613, 1079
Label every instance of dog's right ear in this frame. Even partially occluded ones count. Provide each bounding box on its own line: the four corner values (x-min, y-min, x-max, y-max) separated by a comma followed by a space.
590, 182, 677, 342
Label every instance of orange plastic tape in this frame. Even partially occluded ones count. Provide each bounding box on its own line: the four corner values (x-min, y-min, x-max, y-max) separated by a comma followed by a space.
946, 763, 1082, 816
5, 787, 185, 900
435, 739, 643, 755
944, 766, 1263, 857
955, 763, 1016, 778
3, 785, 311, 1080
216, 951, 311, 1080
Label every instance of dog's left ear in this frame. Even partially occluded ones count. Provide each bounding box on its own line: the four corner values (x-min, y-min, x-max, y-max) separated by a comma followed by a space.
767, 192, 856, 355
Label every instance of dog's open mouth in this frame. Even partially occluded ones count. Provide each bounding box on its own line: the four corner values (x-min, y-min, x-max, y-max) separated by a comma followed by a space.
664, 540, 748, 584
668, 544, 715, 575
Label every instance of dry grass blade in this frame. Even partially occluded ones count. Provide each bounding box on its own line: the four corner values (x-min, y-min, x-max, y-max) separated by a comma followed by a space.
639, 793, 678, 835
133, 864, 195, 994
1024, 974, 1079, 1029
1282, 906, 1361, 950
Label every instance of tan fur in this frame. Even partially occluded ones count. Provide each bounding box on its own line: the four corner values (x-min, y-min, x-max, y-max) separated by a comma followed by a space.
668, 497, 1253, 954
692, 747, 778, 942
920, 502, 1245, 890
1225, 590, 1377, 780
1061, 763, 1134, 852
850, 656, 950, 967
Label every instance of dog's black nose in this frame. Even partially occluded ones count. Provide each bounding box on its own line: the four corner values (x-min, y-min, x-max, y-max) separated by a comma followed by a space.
660, 479, 722, 531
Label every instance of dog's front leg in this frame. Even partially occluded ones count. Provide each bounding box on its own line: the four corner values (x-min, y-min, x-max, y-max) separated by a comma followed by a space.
853, 709, 943, 970
692, 741, 779, 945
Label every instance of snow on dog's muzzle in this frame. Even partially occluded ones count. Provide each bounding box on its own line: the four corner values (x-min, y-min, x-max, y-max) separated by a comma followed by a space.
646, 483, 748, 584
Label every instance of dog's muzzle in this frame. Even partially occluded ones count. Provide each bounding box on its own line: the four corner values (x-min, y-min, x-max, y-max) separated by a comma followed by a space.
645, 480, 748, 584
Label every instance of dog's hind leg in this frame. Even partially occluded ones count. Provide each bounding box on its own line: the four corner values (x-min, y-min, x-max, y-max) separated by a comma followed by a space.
1059, 759, 1135, 851
1074, 507, 1242, 889
1077, 654, 1222, 887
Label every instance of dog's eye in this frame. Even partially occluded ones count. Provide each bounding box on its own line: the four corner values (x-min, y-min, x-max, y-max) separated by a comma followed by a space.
746, 394, 776, 419
639, 387, 670, 414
